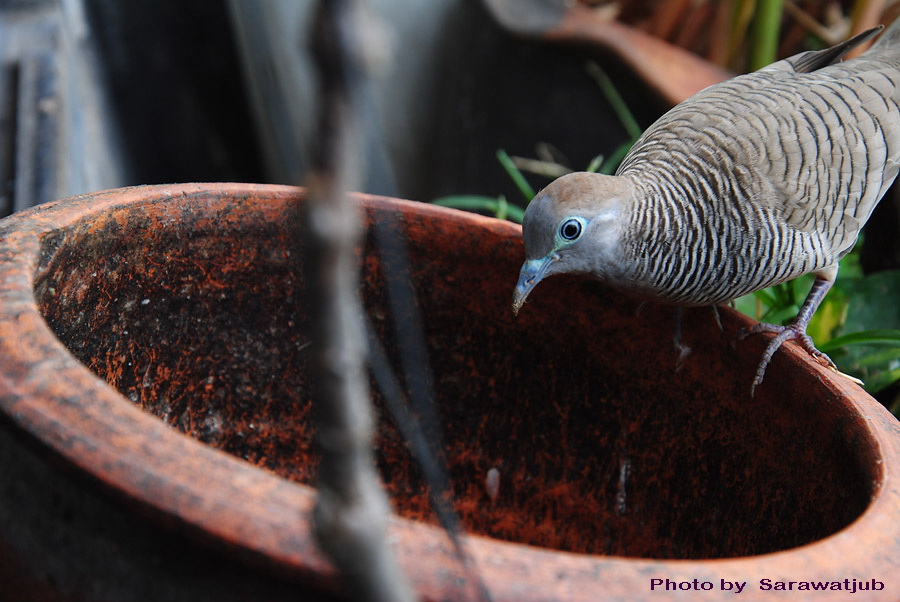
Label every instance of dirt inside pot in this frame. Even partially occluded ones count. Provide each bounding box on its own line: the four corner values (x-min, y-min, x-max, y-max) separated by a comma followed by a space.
33, 190, 876, 560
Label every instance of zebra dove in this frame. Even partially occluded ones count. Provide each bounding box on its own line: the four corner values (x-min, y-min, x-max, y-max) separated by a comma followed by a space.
512, 22, 900, 395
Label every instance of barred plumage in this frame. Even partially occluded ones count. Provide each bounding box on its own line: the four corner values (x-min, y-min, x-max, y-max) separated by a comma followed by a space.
617, 65, 900, 305
512, 21, 900, 393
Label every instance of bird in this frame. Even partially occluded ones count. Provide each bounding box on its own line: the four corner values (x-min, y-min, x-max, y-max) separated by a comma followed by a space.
512, 20, 900, 395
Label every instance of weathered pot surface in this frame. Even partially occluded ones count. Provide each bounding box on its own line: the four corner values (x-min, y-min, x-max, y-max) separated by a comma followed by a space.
0, 183, 898, 601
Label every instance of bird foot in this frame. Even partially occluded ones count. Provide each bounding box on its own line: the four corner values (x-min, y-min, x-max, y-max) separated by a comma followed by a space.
738, 322, 837, 397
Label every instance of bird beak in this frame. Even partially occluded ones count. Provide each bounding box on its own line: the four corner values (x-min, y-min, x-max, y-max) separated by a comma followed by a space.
512, 255, 556, 316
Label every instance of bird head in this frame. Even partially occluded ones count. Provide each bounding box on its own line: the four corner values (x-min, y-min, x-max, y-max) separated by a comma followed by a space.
512, 172, 632, 315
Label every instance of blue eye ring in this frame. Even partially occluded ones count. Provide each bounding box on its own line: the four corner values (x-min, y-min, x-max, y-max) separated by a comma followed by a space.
559, 218, 583, 241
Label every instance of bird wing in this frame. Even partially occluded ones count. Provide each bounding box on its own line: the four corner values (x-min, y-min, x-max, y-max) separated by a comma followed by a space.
743, 22, 900, 256
752, 65, 900, 257
762, 26, 883, 75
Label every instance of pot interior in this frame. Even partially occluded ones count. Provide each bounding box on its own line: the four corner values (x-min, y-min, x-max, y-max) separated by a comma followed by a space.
33, 189, 876, 560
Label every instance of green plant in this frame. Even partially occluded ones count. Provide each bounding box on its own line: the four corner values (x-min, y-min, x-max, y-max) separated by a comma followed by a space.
748, 0, 784, 70
430, 149, 530, 224
431, 63, 640, 223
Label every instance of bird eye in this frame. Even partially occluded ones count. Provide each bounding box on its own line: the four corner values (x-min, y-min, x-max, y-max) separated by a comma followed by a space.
559, 218, 583, 241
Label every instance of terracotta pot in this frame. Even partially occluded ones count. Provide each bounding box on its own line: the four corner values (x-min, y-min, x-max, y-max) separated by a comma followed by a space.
482, 0, 732, 106
0, 183, 898, 601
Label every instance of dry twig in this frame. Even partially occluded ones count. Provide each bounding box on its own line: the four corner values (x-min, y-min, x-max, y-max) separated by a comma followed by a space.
304, 1, 414, 600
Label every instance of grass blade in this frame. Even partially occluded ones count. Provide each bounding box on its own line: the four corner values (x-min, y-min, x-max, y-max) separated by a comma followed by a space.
749, 0, 783, 71
432, 195, 525, 223
585, 61, 642, 140
585, 154, 604, 173
496, 149, 536, 203
599, 141, 634, 175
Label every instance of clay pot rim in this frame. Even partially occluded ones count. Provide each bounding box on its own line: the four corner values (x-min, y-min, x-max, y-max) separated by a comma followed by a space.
0, 182, 898, 600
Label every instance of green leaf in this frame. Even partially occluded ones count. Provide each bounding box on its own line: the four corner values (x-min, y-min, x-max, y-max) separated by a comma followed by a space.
431, 195, 525, 223
862, 366, 900, 395
853, 346, 900, 369
599, 141, 634, 175
761, 304, 800, 325
751, 287, 779, 308
820, 270, 900, 394
733, 294, 762, 320
585, 61, 642, 141
840, 270, 900, 333
585, 154, 604, 173
495, 195, 508, 221
496, 149, 536, 204
749, 0, 784, 71
818, 330, 900, 353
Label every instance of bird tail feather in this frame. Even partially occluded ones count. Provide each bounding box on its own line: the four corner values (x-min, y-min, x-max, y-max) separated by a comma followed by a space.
869, 17, 900, 52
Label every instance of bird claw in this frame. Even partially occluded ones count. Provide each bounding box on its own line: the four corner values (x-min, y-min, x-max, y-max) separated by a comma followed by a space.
741, 322, 836, 397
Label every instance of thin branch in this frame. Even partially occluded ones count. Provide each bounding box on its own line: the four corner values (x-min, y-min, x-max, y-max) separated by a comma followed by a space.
304, 1, 414, 600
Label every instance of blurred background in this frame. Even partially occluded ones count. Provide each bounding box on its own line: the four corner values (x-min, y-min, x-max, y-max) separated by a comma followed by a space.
4, 0, 900, 409
6, 0, 898, 212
